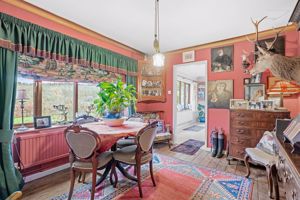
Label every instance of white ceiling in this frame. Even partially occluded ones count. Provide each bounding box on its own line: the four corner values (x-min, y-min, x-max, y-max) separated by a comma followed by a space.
176, 62, 206, 81
26, 0, 298, 54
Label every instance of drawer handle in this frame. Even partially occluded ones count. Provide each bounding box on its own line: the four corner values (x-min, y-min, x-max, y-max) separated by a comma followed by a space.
237, 113, 245, 117
236, 129, 245, 133
238, 121, 245, 125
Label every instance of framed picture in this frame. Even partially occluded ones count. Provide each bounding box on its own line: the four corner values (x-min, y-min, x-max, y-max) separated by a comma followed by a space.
211, 45, 233, 72
34, 116, 52, 129
244, 78, 251, 85
248, 101, 262, 110
250, 73, 262, 83
230, 99, 249, 109
261, 100, 274, 110
268, 96, 281, 108
244, 84, 265, 101
182, 50, 195, 63
208, 80, 233, 109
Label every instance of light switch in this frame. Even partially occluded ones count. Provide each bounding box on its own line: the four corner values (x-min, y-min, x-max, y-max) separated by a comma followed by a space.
167, 90, 172, 95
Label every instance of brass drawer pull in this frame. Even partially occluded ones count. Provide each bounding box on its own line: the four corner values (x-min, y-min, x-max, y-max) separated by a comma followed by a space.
237, 113, 245, 117
236, 129, 245, 133
238, 121, 245, 125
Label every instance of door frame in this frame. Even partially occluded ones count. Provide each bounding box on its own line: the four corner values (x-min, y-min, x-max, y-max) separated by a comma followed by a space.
172, 60, 208, 148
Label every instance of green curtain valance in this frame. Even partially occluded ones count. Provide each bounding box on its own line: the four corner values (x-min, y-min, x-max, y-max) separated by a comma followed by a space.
0, 12, 137, 76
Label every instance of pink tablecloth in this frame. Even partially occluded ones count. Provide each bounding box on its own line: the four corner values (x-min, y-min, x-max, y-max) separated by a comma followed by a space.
83, 121, 147, 152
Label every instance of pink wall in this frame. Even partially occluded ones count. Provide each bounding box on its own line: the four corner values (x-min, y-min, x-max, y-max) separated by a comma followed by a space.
0, 1, 143, 60
138, 30, 300, 147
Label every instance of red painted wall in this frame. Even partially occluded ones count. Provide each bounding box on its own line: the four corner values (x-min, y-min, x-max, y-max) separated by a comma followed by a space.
138, 30, 300, 147
0, 1, 143, 60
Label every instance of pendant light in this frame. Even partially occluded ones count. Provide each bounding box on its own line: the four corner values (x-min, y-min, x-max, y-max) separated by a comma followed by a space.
153, 0, 165, 67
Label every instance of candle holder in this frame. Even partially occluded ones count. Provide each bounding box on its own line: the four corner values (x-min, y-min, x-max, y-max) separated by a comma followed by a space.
16, 89, 29, 131
53, 104, 69, 124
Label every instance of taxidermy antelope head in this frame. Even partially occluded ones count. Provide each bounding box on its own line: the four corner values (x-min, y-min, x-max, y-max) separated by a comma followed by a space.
247, 16, 300, 84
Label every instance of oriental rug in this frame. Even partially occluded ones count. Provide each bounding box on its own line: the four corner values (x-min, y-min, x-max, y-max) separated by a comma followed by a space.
171, 139, 204, 155
52, 154, 252, 200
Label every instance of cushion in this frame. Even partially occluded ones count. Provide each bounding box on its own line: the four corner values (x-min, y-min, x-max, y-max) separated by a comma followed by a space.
113, 145, 152, 165
245, 148, 277, 166
117, 138, 136, 148
155, 132, 171, 141
256, 131, 277, 155
72, 151, 113, 169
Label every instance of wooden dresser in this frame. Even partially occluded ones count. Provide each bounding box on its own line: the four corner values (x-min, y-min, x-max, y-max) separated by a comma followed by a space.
275, 133, 300, 200
228, 109, 290, 161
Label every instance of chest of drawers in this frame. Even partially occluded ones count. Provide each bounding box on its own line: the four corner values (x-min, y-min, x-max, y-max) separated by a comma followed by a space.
227, 109, 290, 161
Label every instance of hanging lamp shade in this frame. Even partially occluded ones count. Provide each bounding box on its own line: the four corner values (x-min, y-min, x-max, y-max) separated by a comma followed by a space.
152, 0, 165, 67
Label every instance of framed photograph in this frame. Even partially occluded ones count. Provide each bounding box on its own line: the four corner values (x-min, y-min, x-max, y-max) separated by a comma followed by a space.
248, 101, 262, 110
182, 50, 195, 63
230, 99, 249, 109
268, 96, 281, 108
250, 73, 262, 83
208, 80, 233, 109
34, 116, 52, 129
244, 78, 251, 85
244, 84, 265, 101
211, 45, 233, 72
261, 100, 274, 110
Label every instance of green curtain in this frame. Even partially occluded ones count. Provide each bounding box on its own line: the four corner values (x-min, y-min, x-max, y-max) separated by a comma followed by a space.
0, 47, 24, 199
126, 75, 137, 116
0, 12, 137, 76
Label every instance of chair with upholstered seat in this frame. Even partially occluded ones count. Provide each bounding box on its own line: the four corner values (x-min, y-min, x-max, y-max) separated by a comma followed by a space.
64, 125, 114, 200
244, 131, 278, 199
112, 121, 158, 198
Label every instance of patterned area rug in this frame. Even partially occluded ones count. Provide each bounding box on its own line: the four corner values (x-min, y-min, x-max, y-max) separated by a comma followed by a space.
52, 154, 252, 200
183, 125, 205, 132
171, 139, 205, 155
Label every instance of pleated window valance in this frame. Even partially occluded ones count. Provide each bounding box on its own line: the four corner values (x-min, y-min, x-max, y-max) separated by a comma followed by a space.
0, 12, 137, 76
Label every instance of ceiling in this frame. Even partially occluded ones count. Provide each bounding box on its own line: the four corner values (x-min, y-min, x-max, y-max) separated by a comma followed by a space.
176, 62, 206, 81
26, 0, 298, 54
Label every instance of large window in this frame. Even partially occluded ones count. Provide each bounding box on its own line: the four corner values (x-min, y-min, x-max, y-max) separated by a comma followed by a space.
78, 82, 99, 116
176, 80, 191, 110
42, 81, 74, 123
14, 77, 34, 124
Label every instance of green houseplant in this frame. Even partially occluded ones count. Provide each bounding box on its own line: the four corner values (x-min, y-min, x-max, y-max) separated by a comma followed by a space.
94, 78, 137, 125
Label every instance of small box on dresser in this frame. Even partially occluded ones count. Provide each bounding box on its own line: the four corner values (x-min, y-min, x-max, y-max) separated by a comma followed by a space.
227, 109, 290, 162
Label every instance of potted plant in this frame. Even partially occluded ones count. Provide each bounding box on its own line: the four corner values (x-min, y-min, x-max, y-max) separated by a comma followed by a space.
198, 104, 205, 123
94, 78, 137, 126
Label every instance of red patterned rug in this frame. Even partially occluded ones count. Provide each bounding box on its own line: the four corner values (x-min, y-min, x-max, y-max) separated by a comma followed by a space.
52, 154, 253, 200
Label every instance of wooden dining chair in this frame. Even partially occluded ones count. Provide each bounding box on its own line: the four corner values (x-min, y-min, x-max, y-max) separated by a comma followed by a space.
112, 121, 158, 198
64, 125, 114, 200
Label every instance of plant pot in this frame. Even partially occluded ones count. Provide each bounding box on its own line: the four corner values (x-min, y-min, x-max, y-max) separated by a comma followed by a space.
199, 117, 205, 123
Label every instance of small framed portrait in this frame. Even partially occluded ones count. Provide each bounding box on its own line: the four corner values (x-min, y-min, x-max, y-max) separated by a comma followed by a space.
211, 45, 233, 72
34, 116, 52, 129
261, 100, 274, 110
244, 78, 251, 85
230, 99, 249, 109
250, 73, 262, 83
248, 101, 262, 110
208, 80, 233, 109
244, 84, 265, 101
182, 50, 195, 63
268, 96, 281, 108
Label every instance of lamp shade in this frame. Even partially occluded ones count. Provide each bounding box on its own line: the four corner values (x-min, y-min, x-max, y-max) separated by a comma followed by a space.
16, 89, 27, 100
153, 52, 165, 67
267, 80, 300, 95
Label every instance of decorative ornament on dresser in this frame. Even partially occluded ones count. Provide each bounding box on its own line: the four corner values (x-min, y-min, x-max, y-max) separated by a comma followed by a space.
246, 16, 300, 84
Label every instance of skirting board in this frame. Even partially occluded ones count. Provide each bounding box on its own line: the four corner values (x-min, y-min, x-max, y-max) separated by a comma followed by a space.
23, 163, 70, 183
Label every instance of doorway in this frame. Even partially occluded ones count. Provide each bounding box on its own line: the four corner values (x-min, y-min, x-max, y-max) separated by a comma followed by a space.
172, 61, 208, 147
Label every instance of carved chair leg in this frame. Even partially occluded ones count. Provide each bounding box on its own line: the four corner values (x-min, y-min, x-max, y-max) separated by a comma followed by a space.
111, 161, 118, 188
168, 139, 171, 149
149, 160, 156, 186
136, 164, 143, 198
68, 169, 76, 200
271, 164, 279, 200
244, 154, 251, 178
90, 167, 97, 200
266, 165, 273, 198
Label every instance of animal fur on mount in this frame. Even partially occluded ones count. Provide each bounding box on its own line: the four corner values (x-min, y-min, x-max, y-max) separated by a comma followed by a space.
247, 16, 300, 85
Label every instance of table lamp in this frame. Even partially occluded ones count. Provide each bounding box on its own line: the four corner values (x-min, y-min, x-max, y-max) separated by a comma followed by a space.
267, 80, 300, 110
16, 89, 29, 131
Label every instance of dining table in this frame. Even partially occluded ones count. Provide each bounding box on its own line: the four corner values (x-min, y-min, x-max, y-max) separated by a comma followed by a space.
81, 120, 148, 186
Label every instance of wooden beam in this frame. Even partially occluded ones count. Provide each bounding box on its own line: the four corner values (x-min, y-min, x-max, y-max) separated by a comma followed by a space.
166, 24, 297, 55
2, 0, 145, 57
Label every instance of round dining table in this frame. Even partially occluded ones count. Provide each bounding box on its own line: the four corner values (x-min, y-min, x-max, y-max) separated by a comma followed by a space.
81, 120, 148, 186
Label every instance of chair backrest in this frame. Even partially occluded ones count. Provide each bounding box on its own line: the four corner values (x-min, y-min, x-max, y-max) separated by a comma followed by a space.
137, 121, 158, 152
64, 125, 100, 159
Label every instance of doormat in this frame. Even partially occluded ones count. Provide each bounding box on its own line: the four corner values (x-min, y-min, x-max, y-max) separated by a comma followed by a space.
171, 139, 204, 155
183, 125, 204, 132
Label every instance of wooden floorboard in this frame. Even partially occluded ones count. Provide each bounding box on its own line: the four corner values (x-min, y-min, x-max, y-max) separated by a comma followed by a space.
21, 144, 285, 200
